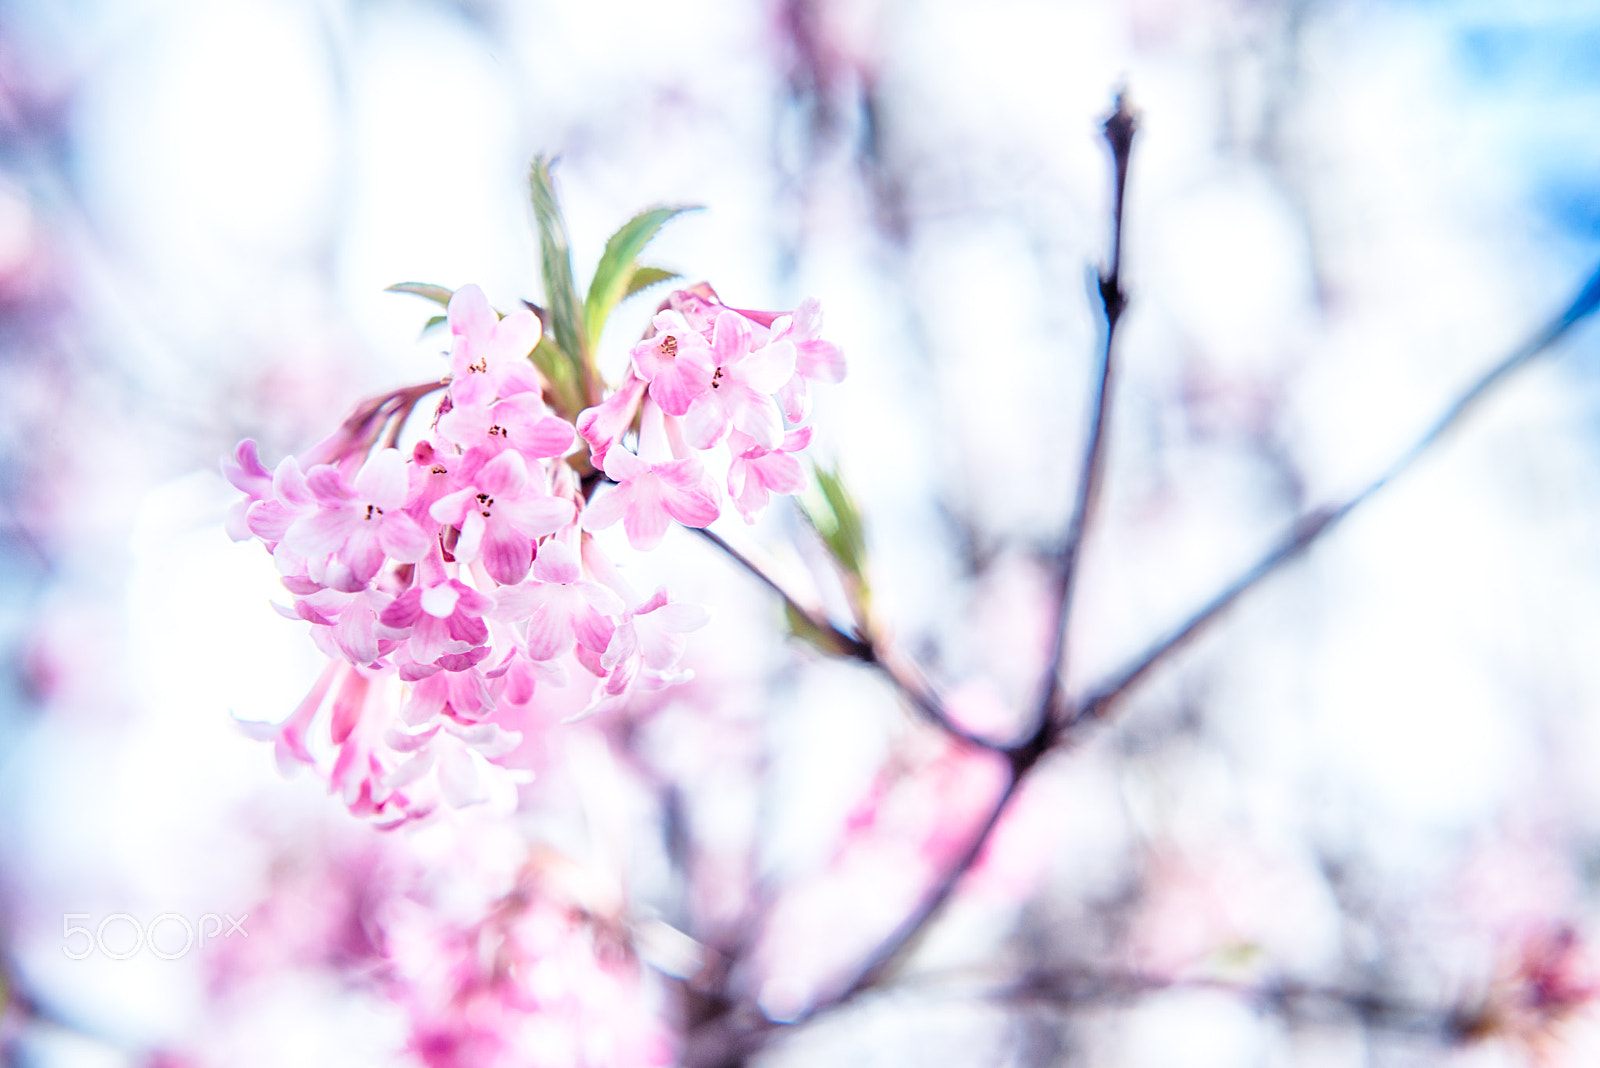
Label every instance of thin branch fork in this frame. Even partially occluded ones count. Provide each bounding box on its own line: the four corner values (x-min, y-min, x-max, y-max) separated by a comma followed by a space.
682, 87, 1600, 1067
1069, 259, 1600, 729
691, 527, 1003, 752
682, 96, 1144, 1068
786, 93, 1143, 1028
1032, 91, 1139, 737
685, 263, 1600, 1066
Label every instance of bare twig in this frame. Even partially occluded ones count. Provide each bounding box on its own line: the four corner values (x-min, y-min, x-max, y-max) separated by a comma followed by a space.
1034, 92, 1138, 732
682, 96, 1600, 1064
805, 776, 1025, 1017
684, 776, 1026, 1068
798, 92, 1142, 1034
684, 94, 1143, 1068
1070, 258, 1600, 728
692, 527, 1008, 752
982, 966, 1474, 1040
692, 526, 869, 658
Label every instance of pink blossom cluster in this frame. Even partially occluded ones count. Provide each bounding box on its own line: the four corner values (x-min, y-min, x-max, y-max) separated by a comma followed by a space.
578, 283, 846, 529
225, 283, 843, 826
384, 888, 674, 1068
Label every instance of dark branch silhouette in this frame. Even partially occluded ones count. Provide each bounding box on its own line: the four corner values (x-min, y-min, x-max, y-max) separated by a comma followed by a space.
1069, 258, 1600, 728
683, 79, 1600, 1064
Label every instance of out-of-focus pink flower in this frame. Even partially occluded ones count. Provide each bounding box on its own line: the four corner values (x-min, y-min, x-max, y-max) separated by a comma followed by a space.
1462, 924, 1600, 1059
382, 860, 676, 1068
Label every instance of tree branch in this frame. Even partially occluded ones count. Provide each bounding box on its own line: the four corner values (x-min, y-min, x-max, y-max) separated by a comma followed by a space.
680, 95, 1600, 1068
684, 94, 1142, 1068
1070, 258, 1600, 728
1034, 92, 1138, 732
984, 966, 1475, 1040
692, 526, 1008, 752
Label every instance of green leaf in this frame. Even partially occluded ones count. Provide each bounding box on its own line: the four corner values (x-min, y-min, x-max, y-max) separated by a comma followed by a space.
530, 336, 585, 422
810, 464, 867, 580
784, 602, 855, 658
528, 157, 590, 380
623, 265, 681, 300
799, 463, 872, 626
420, 314, 447, 336
386, 282, 455, 308
583, 206, 699, 346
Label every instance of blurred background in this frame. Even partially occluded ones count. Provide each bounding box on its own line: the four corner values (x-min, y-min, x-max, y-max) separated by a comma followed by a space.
4, 0, 1600, 1065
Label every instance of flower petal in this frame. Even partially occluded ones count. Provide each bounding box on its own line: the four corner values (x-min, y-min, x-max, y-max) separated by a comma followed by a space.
477, 448, 529, 498
739, 338, 797, 395
378, 512, 431, 563
448, 284, 495, 345
489, 308, 541, 366
533, 539, 581, 584
656, 459, 721, 528
482, 521, 533, 586
438, 747, 489, 808
525, 596, 573, 661
580, 485, 630, 532
498, 494, 576, 539
354, 448, 409, 510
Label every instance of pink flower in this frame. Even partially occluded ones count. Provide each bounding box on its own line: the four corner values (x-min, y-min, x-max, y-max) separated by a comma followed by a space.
727, 426, 811, 522
630, 310, 715, 416
384, 719, 522, 810
283, 448, 431, 591
400, 662, 495, 725
576, 373, 647, 469
220, 439, 273, 541
435, 390, 576, 461
236, 660, 338, 772
665, 282, 727, 332
404, 441, 461, 528
379, 565, 495, 669
244, 454, 316, 546
430, 450, 575, 585
681, 310, 795, 449
445, 284, 544, 406
596, 587, 710, 702
580, 446, 721, 551
769, 298, 846, 422
494, 540, 623, 662
293, 585, 397, 667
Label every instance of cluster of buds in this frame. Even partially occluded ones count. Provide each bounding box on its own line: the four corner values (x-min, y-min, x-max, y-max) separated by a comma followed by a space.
224, 279, 843, 827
